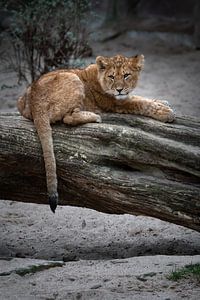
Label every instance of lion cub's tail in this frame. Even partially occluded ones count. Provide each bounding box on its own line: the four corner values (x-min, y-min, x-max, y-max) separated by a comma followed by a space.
17, 88, 58, 212
34, 117, 58, 213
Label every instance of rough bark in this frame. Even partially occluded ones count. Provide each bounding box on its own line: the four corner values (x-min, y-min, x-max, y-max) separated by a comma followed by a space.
0, 112, 200, 231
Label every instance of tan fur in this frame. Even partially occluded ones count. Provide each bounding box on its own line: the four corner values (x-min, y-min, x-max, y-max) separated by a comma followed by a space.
17, 54, 175, 212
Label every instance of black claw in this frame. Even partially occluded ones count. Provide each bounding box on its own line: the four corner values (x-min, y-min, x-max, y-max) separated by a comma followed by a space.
49, 192, 58, 213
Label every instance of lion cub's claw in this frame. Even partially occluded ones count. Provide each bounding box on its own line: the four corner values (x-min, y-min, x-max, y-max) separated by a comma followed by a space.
49, 192, 58, 213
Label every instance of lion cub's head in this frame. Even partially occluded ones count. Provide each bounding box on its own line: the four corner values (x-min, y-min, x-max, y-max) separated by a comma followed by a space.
96, 54, 144, 100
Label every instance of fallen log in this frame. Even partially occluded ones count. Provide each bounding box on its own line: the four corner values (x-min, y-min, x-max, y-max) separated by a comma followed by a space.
0, 112, 200, 231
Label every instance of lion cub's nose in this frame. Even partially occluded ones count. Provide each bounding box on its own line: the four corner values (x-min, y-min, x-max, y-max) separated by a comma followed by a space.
116, 88, 123, 93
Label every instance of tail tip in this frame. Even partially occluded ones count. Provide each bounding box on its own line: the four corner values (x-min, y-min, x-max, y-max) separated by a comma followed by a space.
49, 192, 58, 213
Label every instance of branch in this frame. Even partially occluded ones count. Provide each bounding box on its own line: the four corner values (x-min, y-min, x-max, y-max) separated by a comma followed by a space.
0, 112, 200, 231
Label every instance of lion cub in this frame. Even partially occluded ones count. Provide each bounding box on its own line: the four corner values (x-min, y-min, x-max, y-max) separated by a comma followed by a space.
17, 54, 175, 212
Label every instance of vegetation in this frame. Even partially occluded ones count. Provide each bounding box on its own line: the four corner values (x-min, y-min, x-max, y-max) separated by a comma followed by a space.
0, 0, 92, 83
168, 263, 200, 281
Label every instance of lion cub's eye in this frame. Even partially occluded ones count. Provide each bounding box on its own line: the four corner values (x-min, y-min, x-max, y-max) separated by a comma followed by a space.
108, 75, 114, 80
124, 73, 131, 79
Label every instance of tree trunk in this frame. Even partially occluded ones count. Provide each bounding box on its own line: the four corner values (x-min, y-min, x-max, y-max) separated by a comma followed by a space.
0, 112, 200, 231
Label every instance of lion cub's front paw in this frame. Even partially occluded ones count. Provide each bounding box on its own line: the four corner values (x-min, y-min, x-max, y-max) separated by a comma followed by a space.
157, 104, 175, 122
153, 101, 175, 122
160, 107, 175, 122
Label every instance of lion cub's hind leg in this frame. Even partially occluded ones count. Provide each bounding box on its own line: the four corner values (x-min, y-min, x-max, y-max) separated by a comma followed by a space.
63, 109, 102, 126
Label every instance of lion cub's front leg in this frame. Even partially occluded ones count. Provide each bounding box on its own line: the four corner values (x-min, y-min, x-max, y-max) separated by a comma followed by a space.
115, 96, 175, 122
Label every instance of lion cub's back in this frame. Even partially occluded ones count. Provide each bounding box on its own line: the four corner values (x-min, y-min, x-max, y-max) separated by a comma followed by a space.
31, 70, 85, 121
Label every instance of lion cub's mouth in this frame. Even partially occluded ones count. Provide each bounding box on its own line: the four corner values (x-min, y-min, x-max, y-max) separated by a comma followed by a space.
115, 93, 129, 100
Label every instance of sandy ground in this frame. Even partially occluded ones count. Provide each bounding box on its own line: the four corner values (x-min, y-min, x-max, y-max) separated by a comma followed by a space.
1, 200, 200, 299
0, 29, 200, 299
1, 255, 200, 300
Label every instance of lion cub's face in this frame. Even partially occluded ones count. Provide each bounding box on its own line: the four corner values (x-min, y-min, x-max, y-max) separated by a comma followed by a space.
96, 54, 144, 100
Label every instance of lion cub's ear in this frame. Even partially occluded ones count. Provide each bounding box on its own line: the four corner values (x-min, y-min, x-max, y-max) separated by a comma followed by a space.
130, 54, 144, 71
96, 56, 109, 70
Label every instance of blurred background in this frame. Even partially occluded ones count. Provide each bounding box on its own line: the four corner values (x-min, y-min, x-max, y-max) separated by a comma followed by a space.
0, 0, 200, 116
0, 4, 200, 298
